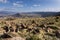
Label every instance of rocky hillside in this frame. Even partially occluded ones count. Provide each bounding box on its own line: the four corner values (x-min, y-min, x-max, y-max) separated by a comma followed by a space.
0, 16, 60, 40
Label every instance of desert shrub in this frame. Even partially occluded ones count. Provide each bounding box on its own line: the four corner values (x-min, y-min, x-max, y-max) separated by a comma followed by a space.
47, 26, 59, 30
27, 28, 32, 32
44, 35, 52, 40
55, 16, 59, 22
3, 26, 9, 32
38, 24, 45, 28
15, 24, 20, 32
20, 23, 26, 29
32, 20, 36, 24
18, 32, 26, 38
46, 33, 55, 37
52, 37, 58, 40
55, 19, 58, 22
47, 22, 54, 25
31, 28, 40, 34
9, 27, 14, 32
55, 30, 60, 38
0, 33, 12, 39
55, 16, 59, 19
5, 17, 15, 21
44, 35, 58, 40
0, 38, 2, 40
26, 35, 41, 40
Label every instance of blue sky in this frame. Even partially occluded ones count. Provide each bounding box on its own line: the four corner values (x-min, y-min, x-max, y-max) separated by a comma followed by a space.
0, 0, 60, 12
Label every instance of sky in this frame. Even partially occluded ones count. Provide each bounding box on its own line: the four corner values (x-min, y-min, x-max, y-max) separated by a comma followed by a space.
0, 0, 60, 12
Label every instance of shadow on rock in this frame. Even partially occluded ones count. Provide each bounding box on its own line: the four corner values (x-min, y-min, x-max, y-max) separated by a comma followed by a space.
0, 33, 12, 39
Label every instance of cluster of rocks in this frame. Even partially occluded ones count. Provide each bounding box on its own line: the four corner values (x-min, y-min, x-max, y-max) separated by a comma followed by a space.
1, 22, 60, 38
0, 18, 60, 40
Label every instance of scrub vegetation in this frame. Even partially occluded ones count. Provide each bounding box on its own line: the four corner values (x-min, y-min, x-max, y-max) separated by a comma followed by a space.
0, 16, 60, 40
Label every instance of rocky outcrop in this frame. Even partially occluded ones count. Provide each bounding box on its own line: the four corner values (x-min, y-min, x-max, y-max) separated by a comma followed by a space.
55, 30, 60, 38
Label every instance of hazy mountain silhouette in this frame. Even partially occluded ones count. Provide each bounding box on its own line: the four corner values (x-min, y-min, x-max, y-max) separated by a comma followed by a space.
0, 11, 60, 17
11, 13, 22, 17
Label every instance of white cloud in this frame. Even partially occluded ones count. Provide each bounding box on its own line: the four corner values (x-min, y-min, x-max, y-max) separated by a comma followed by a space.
13, 1, 24, 7
0, 0, 7, 3
0, 7, 17, 12
16, 1, 23, 3
33, 4, 40, 7
0, 8, 4, 11
41, 7, 60, 12
13, 3, 23, 7
30, 4, 40, 9
0, 7, 6, 11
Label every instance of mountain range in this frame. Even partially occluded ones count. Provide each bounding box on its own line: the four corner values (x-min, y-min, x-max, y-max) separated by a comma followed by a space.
0, 11, 60, 17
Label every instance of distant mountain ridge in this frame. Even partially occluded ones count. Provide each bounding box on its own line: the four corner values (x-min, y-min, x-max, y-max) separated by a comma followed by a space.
0, 11, 16, 16
0, 11, 60, 17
